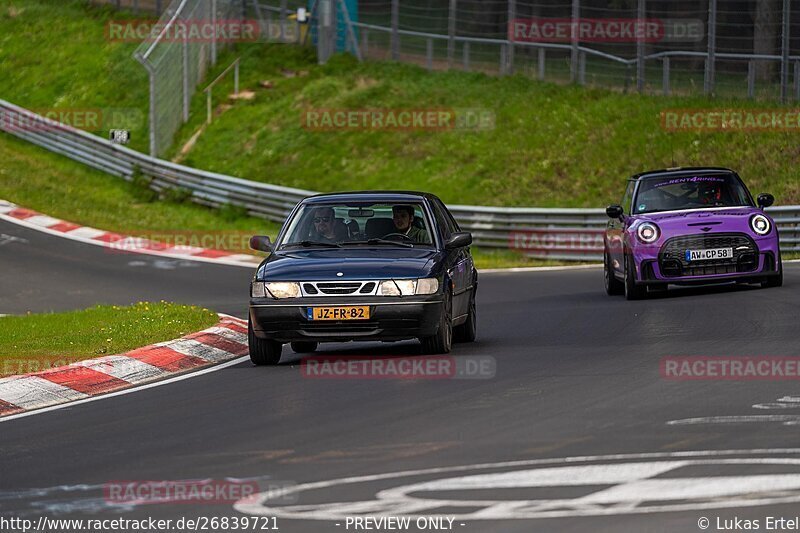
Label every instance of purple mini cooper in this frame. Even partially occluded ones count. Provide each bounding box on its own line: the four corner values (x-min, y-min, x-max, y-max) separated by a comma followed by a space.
604, 167, 782, 300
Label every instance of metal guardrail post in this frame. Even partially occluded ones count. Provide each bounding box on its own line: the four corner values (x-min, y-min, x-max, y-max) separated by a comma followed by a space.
500, 44, 507, 76
748, 60, 756, 99
426, 38, 433, 70
578, 51, 586, 85
362, 28, 369, 57
390, 0, 399, 61
704, 0, 716, 95
463, 41, 470, 71
636, 0, 645, 93
781, 0, 790, 103
570, 0, 579, 83
662, 57, 670, 95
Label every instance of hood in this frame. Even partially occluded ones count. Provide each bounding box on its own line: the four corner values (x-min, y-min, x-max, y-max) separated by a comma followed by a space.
257, 247, 440, 281
634, 207, 765, 235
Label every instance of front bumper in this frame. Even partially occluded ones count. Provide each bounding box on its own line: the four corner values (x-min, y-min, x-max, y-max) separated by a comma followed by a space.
632, 232, 781, 286
249, 295, 444, 343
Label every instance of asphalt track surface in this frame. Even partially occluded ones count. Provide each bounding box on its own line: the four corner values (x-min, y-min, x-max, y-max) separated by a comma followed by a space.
3, 217, 800, 533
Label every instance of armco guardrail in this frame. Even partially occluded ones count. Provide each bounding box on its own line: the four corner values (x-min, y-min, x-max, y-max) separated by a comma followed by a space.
2, 98, 799, 262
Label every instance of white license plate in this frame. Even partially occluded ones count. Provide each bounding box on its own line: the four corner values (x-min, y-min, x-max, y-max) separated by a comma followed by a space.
685, 247, 733, 261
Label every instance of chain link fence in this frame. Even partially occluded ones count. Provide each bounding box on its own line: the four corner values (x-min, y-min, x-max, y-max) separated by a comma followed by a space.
132, 0, 243, 156
256, 0, 799, 102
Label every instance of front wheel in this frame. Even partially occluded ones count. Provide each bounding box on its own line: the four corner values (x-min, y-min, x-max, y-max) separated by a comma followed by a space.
624, 253, 647, 301
248, 319, 282, 365
420, 291, 453, 354
604, 249, 624, 296
762, 254, 783, 288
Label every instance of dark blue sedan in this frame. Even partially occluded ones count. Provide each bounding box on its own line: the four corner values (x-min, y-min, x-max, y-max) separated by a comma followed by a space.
247, 191, 478, 364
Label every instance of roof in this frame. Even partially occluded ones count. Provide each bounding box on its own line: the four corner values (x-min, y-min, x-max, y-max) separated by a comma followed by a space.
630, 167, 737, 181
301, 191, 440, 204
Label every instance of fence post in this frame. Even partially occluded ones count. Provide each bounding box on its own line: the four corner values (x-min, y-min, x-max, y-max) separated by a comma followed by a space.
500, 44, 507, 75
662, 57, 670, 95
317, 0, 334, 64
780, 0, 790, 103
182, 32, 189, 123
748, 60, 756, 99
507, 0, 516, 75
427, 38, 433, 71
463, 41, 470, 71
147, 66, 157, 157
448, 0, 456, 68
578, 51, 586, 85
636, 0, 645, 92
795, 60, 800, 102
704, 0, 716, 95
280, 0, 288, 42
538, 48, 545, 81
211, 0, 218, 65
391, 0, 399, 61
362, 28, 369, 57
570, 0, 579, 83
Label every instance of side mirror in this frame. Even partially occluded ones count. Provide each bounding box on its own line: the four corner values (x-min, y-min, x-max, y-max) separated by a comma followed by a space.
757, 193, 774, 209
249, 235, 272, 252
606, 205, 624, 219
445, 231, 472, 250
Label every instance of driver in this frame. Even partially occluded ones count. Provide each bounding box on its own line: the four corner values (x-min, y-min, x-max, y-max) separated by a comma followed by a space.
392, 205, 429, 243
698, 182, 723, 205
311, 207, 348, 243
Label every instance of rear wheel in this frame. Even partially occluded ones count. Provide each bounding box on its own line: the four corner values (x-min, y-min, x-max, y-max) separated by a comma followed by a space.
454, 288, 477, 343
762, 254, 783, 288
624, 253, 647, 301
604, 249, 624, 296
420, 290, 453, 354
248, 319, 282, 365
291, 341, 318, 353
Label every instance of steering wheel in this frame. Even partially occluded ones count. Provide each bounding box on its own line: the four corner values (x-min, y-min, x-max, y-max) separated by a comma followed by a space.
381, 232, 416, 242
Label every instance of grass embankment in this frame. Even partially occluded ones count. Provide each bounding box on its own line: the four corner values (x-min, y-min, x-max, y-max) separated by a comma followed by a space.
0, 302, 218, 378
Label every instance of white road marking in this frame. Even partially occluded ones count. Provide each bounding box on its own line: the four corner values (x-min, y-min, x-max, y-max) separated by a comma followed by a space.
234, 451, 800, 520
64, 226, 108, 239
24, 215, 62, 227
668, 415, 800, 426
0, 355, 250, 424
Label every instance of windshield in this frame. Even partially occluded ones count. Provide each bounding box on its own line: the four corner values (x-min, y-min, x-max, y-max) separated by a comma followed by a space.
279, 202, 434, 248
633, 173, 754, 214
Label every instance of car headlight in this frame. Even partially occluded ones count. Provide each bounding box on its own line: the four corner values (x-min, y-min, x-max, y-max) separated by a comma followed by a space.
378, 278, 439, 296
750, 214, 771, 236
636, 222, 660, 244
262, 282, 301, 299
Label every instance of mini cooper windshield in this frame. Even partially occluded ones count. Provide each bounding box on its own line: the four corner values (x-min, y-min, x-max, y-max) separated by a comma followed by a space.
279, 202, 435, 248
633, 173, 754, 215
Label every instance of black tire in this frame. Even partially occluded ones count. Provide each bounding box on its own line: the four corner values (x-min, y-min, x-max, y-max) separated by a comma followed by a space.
290, 341, 318, 353
624, 253, 647, 301
420, 289, 453, 354
454, 288, 477, 343
604, 249, 624, 296
248, 319, 282, 365
762, 254, 784, 288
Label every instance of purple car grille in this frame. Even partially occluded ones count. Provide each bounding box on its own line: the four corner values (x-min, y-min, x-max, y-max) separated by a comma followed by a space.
658, 233, 758, 277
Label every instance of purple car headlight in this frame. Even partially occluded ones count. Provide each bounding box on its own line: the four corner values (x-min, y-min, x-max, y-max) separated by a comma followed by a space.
636, 222, 660, 244
750, 214, 771, 236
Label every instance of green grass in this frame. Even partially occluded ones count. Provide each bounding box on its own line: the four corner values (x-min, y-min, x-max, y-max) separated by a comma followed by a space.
0, 302, 218, 377
0, 132, 281, 245
172, 43, 800, 208
0, 0, 150, 152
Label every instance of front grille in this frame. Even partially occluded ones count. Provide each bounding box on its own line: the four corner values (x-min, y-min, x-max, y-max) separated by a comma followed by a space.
300, 281, 379, 297
658, 232, 758, 278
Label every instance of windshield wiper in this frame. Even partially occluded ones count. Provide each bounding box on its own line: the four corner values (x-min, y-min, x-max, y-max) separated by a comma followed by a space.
341, 239, 414, 248
281, 240, 342, 249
